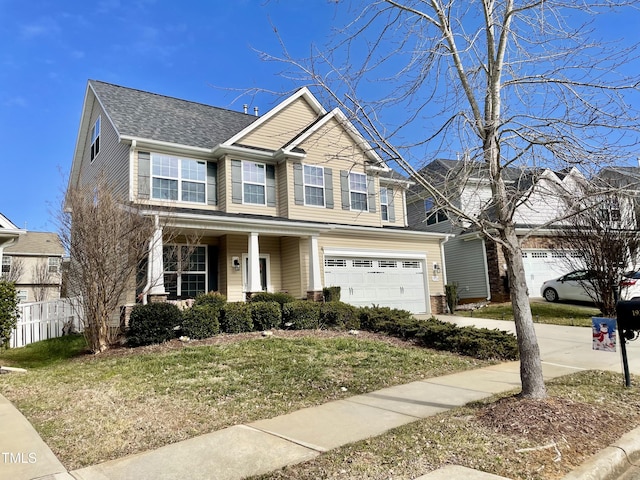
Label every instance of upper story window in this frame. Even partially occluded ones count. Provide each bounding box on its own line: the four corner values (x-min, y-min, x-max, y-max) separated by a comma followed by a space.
424, 197, 447, 225
380, 187, 389, 221
90, 116, 101, 161
242, 161, 266, 205
1, 256, 11, 274
151, 154, 206, 204
304, 165, 325, 207
349, 172, 368, 211
48, 257, 61, 274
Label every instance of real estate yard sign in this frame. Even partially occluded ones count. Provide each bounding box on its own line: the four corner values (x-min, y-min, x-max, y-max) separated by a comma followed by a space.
592, 317, 617, 352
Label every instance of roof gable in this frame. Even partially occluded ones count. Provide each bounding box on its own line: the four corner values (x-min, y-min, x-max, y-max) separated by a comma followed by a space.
5, 232, 65, 256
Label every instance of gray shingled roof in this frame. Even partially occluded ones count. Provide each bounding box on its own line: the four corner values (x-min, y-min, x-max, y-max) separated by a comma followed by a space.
90, 80, 259, 149
5, 232, 65, 256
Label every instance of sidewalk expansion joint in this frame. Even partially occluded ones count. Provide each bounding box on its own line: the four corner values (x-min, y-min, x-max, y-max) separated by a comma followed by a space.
241, 423, 327, 453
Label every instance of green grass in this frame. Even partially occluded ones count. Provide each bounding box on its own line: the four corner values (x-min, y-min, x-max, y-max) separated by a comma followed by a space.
0, 335, 88, 368
0, 333, 490, 470
457, 301, 601, 327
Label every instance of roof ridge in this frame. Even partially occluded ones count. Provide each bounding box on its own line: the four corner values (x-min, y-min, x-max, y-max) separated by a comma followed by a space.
89, 79, 255, 118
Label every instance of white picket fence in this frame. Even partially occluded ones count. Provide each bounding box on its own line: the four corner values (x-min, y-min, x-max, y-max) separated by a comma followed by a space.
10, 298, 84, 349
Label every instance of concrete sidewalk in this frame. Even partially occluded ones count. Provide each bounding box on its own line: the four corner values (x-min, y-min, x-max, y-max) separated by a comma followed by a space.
1, 315, 639, 480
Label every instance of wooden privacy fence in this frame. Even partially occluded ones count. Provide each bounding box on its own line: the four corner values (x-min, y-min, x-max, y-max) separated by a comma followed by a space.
10, 298, 84, 349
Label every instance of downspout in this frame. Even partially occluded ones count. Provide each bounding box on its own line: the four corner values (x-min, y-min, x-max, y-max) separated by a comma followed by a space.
480, 237, 492, 301
439, 236, 449, 287
128, 140, 137, 202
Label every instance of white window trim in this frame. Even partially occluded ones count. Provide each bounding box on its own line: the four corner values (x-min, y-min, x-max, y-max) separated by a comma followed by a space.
303, 164, 325, 208
242, 160, 267, 206
90, 116, 101, 162
163, 244, 208, 298
16, 290, 28, 303
151, 153, 207, 205
380, 187, 389, 221
241, 253, 271, 293
1, 255, 11, 274
349, 172, 368, 212
48, 257, 61, 274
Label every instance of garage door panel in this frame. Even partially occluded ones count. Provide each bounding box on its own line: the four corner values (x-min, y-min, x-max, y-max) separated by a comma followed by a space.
522, 250, 574, 297
324, 256, 427, 313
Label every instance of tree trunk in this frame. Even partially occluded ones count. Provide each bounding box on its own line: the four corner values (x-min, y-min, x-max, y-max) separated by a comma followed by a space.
502, 227, 548, 399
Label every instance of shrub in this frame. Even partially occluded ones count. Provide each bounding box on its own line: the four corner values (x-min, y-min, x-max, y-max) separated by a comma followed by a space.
250, 301, 282, 331
320, 301, 359, 330
194, 291, 227, 309
0, 281, 19, 349
282, 301, 320, 330
127, 303, 182, 347
249, 292, 297, 307
445, 284, 458, 313
358, 305, 413, 332
181, 305, 221, 339
221, 302, 253, 333
322, 286, 341, 302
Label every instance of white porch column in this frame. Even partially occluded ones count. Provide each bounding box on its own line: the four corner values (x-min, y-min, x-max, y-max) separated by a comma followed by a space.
308, 235, 322, 292
147, 216, 166, 298
247, 232, 261, 295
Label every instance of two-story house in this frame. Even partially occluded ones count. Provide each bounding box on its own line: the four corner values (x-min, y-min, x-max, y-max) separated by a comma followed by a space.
0, 213, 25, 284
1, 231, 65, 303
67, 80, 450, 314
407, 159, 587, 302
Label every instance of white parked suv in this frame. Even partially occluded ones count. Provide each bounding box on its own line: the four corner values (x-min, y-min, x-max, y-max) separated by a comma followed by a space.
540, 270, 596, 303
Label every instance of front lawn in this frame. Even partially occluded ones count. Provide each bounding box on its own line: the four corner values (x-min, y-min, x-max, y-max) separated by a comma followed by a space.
0, 331, 491, 470
456, 300, 600, 327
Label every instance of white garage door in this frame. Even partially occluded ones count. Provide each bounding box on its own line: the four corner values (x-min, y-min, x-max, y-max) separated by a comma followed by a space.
521, 250, 573, 297
324, 257, 428, 313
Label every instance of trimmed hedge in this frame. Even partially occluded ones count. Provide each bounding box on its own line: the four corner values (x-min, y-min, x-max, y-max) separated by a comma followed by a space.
127, 303, 182, 346
221, 302, 253, 333
320, 301, 359, 330
194, 291, 227, 309
282, 301, 320, 330
251, 301, 282, 331
358, 305, 413, 332
322, 286, 341, 302
181, 304, 221, 339
249, 292, 297, 307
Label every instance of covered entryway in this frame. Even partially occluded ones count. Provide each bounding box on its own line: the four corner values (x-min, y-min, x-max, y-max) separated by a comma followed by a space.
323, 255, 428, 313
521, 249, 573, 297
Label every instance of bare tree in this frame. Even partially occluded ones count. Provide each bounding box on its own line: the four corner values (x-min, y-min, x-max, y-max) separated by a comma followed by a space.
1, 256, 24, 284
32, 260, 52, 303
59, 179, 156, 353
265, 0, 640, 398
554, 186, 640, 317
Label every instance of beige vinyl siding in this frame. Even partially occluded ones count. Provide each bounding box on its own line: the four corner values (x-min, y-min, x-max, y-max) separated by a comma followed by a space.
77, 97, 129, 199
238, 98, 320, 150
286, 117, 382, 227
219, 236, 229, 297
276, 162, 289, 218
280, 237, 302, 298
223, 234, 283, 302
218, 157, 227, 212
318, 232, 446, 296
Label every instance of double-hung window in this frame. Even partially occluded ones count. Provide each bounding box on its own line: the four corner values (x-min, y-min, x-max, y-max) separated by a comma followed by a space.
1, 256, 11, 275
90, 116, 100, 161
163, 245, 207, 299
380, 187, 389, 221
349, 172, 368, 211
151, 154, 206, 204
304, 165, 324, 206
242, 161, 266, 205
48, 257, 61, 274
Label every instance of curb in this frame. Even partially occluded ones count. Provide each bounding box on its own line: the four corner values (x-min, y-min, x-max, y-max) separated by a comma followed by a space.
561, 426, 640, 480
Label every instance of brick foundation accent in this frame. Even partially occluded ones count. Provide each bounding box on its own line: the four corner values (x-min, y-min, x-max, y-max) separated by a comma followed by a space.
307, 290, 324, 302
119, 305, 134, 330
430, 295, 447, 314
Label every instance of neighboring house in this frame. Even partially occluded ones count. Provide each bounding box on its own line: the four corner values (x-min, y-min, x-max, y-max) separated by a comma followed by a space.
2, 231, 65, 303
406, 159, 587, 302
0, 214, 26, 288
67, 80, 451, 314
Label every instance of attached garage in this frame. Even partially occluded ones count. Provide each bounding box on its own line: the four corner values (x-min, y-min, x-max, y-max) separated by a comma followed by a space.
323, 253, 429, 313
521, 249, 574, 297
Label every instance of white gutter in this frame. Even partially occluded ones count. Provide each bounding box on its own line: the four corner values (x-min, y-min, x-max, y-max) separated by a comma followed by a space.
329, 223, 453, 240
120, 135, 211, 155
128, 140, 136, 202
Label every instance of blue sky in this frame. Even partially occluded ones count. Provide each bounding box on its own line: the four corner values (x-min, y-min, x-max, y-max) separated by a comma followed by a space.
1, 1, 638, 232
